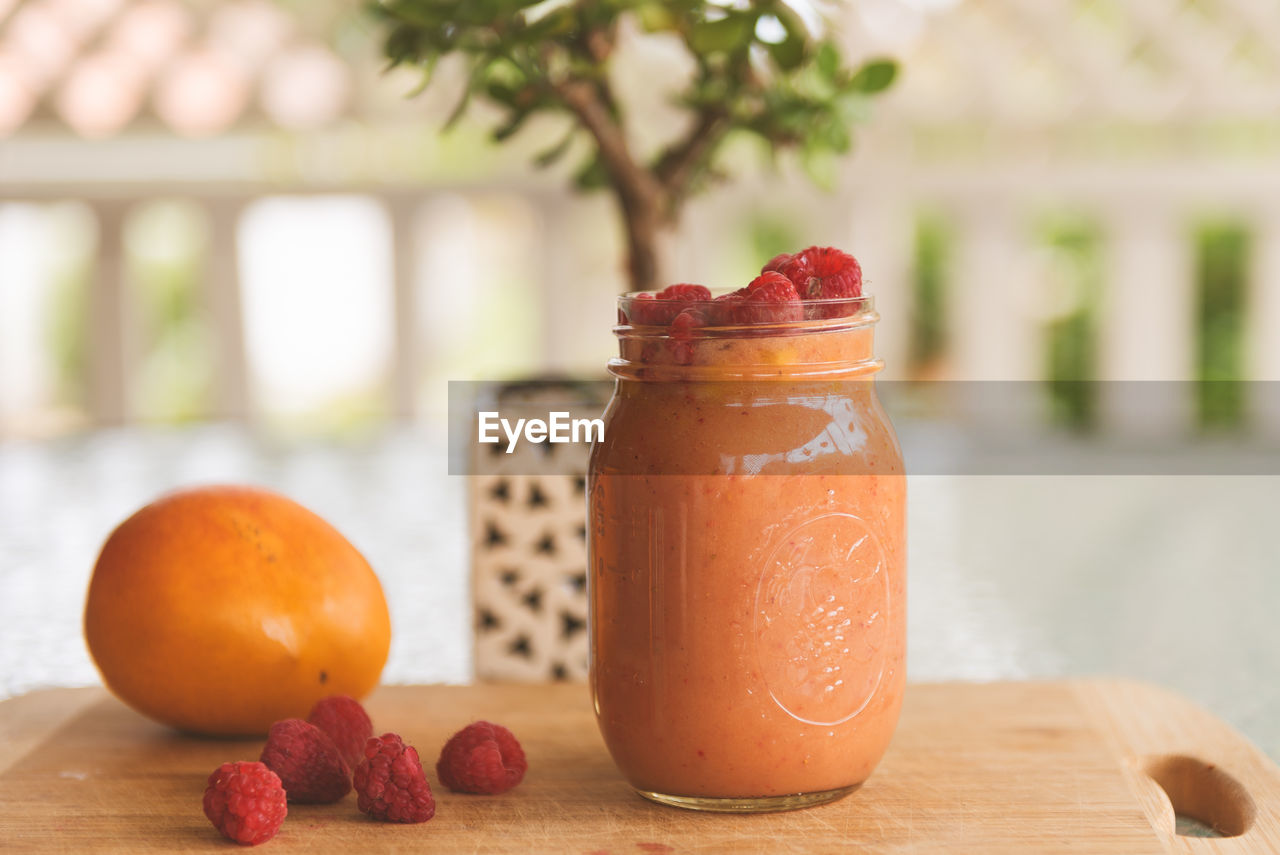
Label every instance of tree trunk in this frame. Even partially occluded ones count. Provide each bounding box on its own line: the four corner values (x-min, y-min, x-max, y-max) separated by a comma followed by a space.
619, 197, 679, 293
618, 195, 659, 293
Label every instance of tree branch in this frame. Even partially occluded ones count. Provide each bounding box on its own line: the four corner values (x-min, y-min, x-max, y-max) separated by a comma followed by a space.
553, 76, 667, 290
554, 80, 654, 202
653, 106, 731, 213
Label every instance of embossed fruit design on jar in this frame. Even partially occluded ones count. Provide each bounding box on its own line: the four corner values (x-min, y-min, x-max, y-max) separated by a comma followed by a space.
588, 248, 906, 812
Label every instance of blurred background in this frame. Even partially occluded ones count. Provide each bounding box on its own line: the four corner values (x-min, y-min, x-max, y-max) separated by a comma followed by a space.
1, 0, 1278, 760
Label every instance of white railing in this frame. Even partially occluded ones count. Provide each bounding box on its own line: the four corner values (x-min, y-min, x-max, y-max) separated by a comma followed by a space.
5, 142, 1280, 438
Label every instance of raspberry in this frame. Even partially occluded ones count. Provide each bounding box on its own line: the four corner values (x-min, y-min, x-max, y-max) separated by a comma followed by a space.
203, 761, 287, 846
710, 290, 745, 324
627, 283, 711, 325
670, 307, 705, 337
308, 695, 373, 772
436, 721, 528, 795
627, 292, 661, 325
762, 252, 793, 273
259, 719, 352, 804
717, 272, 803, 325
668, 307, 706, 365
354, 733, 436, 823
776, 246, 862, 303
657, 283, 711, 303
745, 271, 799, 298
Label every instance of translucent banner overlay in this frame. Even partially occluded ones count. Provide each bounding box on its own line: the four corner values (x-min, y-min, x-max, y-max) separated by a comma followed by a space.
448, 379, 1280, 476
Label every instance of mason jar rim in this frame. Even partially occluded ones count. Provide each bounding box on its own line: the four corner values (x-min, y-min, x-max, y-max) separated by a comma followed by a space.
618, 291, 874, 308
615, 293, 877, 335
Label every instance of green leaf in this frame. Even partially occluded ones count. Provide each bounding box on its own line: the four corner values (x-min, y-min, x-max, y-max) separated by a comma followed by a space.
636, 2, 678, 32
815, 41, 839, 81
492, 108, 531, 142
494, 0, 550, 10
443, 59, 488, 129
834, 92, 872, 126
483, 54, 527, 90
766, 33, 805, 70
403, 55, 438, 96
848, 59, 897, 94
573, 154, 610, 191
443, 86, 472, 129
771, 3, 809, 52
800, 144, 838, 191
372, 0, 452, 29
690, 13, 753, 54
454, 0, 515, 26
526, 8, 577, 39
821, 118, 852, 152
485, 80, 521, 106
442, 53, 508, 129
533, 127, 577, 168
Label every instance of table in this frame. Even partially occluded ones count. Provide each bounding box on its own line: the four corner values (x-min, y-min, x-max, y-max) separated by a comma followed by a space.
1, 425, 1278, 762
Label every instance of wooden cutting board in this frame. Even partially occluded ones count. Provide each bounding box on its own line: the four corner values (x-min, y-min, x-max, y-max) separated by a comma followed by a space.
1, 681, 1277, 854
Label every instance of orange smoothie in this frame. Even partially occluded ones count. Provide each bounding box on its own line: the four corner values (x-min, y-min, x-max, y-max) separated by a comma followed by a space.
588, 298, 906, 811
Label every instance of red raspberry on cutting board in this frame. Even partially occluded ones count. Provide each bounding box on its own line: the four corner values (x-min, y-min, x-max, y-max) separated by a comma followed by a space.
436, 721, 528, 795
308, 694, 373, 772
203, 761, 288, 846
353, 733, 436, 823
259, 719, 352, 804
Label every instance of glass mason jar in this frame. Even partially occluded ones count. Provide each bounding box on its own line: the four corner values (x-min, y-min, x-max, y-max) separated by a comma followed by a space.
587, 294, 906, 813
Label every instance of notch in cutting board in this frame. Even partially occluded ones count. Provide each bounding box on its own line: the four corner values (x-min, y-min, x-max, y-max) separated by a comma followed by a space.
1076, 679, 1280, 852
1141, 754, 1256, 838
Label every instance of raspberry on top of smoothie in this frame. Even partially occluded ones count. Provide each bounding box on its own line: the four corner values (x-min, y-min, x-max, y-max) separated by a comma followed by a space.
628, 283, 713, 325
621, 246, 864, 329
617, 246, 871, 367
773, 246, 863, 301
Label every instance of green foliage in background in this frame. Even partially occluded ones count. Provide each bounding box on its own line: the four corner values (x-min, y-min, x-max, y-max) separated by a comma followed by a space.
910, 213, 949, 373
41, 205, 96, 421
717, 211, 800, 287
747, 214, 801, 268
127, 203, 216, 424
47, 259, 90, 415
1041, 216, 1102, 431
371, 0, 896, 291
1195, 221, 1248, 430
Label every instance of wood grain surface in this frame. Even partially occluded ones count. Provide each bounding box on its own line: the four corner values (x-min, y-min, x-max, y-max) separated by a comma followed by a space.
1, 681, 1277, 854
